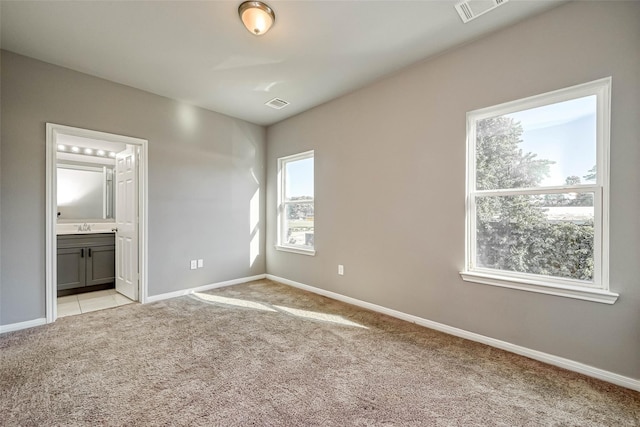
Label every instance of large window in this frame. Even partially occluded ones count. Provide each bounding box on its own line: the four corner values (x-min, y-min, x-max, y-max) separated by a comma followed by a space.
461, 78, 617, 304
277, 150, 315, 255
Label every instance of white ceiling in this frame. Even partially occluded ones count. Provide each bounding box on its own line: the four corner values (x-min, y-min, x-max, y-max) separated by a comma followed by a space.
1, 1, 565, 126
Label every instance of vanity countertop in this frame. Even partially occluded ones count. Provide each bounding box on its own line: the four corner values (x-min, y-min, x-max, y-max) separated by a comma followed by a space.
57, 223, 116, 235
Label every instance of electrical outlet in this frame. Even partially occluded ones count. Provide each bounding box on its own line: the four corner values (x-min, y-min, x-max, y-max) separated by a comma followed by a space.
190, 260, 197, 270
197, 259, 203, 268
338, 264, 344, 275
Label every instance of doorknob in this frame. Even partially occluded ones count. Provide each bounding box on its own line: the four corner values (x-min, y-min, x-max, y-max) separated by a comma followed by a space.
111, 228, 118, 233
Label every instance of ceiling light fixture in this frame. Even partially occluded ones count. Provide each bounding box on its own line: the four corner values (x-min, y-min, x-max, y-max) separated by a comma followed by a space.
238, 1, 275, 36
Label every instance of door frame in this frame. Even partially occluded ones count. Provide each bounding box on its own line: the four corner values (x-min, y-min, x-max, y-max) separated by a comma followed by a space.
45, 123, 149, 323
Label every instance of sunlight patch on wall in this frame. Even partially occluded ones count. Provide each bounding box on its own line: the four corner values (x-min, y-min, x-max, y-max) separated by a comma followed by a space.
250, 168, 259, 185
250, 188, 260, 267
250, 230, 260, 267
250, 189, 259, 232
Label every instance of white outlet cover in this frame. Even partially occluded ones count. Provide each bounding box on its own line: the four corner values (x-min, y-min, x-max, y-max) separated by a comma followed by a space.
197, 259, 203, 268
338, 265, 344, 275
190, 260, 197, 270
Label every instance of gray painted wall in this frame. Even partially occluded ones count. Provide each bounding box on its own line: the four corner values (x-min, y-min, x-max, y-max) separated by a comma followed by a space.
1, 51, 266, 325
266, 2, 640, 379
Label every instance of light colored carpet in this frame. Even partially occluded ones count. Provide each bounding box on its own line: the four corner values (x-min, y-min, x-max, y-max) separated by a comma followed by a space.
1, 280, 638, 426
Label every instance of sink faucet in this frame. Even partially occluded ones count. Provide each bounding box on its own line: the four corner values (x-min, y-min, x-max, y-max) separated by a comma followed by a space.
77, 223, 92, 232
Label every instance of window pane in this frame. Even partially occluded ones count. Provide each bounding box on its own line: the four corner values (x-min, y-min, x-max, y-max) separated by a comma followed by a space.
285, 157, 314, 201
476, 193, 594, 281
476, 96, 597, 190
285, 203, 314, 247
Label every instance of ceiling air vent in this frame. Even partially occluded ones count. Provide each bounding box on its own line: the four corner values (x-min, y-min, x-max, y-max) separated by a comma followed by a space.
455, 0, 509, 23
265, 98, 290, 110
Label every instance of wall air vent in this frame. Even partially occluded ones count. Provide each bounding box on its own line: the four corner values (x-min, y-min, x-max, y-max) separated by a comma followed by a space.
455, 0, 509, 23
265, 98, 290, 110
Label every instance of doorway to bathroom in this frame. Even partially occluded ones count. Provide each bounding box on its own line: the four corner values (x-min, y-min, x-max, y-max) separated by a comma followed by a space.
45, 124, 149, 323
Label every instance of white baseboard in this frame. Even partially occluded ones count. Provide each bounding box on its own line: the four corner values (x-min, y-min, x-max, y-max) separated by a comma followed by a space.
0, 318, 47, 334
266, 274, 640, 392
145, 274, 267, 303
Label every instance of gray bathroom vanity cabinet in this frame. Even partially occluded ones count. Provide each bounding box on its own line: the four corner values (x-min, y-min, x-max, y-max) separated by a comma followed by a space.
57, 233, 115, 294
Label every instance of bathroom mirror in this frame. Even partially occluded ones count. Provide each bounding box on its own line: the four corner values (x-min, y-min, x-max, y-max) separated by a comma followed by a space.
57, 163, 114, 221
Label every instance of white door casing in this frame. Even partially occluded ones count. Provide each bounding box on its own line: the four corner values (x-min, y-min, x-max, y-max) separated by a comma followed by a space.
115, 146, 139, 301
46, 123, 148, 323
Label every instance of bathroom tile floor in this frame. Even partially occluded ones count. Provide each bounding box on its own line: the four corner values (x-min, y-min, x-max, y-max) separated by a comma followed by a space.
57, 289, 134, 317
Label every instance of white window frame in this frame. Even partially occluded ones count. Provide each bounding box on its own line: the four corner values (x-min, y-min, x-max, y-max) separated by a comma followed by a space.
461, 78, 618, 304
276, 150, 315, 256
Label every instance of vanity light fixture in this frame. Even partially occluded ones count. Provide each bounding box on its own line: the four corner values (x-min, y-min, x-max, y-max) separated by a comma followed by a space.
238, 1, 275, 36
57, 144, 118, 160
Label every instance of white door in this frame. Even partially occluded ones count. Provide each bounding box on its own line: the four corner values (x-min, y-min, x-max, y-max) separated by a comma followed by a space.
115, 146, 138, 301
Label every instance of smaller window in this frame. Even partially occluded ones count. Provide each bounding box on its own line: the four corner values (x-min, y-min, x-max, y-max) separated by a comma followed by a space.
277, 151, 315, 255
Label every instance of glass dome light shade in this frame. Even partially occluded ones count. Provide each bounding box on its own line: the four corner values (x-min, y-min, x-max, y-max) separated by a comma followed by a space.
239, 1, 275, 36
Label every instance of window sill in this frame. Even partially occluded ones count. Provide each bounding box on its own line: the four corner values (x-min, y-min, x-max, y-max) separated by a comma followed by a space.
275, 245, 316, 256
459, 271, 618, 304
